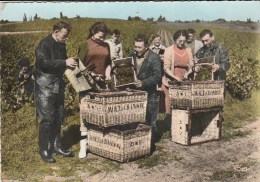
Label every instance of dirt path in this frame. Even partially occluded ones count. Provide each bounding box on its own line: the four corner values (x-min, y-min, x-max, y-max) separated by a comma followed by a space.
74, 118, 259, 182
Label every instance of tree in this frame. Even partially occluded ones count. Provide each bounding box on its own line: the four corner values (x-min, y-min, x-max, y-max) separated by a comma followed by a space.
23, 13, 27, 22
147, 17, 154, 22
195, 19, 201, 23
60, 12, 63, 19
128, 16, 132, 21
34, 13, 38, 20
157, 15, 166, 22
134, 16, 141, 21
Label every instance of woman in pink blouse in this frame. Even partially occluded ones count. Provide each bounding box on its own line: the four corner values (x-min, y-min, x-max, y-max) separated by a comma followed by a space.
162, 30, 193, 116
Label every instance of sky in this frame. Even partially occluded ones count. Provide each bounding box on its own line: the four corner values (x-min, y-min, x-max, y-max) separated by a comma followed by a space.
0, 1, 260, 22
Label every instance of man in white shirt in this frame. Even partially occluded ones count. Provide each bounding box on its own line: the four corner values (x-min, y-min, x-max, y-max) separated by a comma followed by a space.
186, 28, 203, 57
186, 28, 203, 79
105, 29, 123, 60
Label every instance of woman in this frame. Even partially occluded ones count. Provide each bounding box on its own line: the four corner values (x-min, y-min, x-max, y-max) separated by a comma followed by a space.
77, 22, 112, 159
162, 30, 193, 117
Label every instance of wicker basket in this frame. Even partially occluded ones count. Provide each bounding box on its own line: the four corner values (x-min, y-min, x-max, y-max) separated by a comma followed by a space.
80, 90, 147, 127
171, 108, 222, 145
169, 80, 225, 110
87, 123, 151, 162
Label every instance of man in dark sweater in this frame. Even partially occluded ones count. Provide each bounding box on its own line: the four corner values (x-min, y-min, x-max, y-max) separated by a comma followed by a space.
35, 21, 77, 163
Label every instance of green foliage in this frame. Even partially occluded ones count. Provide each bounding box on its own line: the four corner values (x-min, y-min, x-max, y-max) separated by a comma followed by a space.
222, 91, 257, 140
227, 58, 260, 99
114, 67, 136, 86
194, 65, 213, 81
1, 18, 153, 113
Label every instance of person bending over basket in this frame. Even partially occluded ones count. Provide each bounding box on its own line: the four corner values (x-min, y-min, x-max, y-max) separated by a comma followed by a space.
195, 29, 230, 81
129, 33, 162, 149
162, 30, 194, 119
77, 22, 112, 159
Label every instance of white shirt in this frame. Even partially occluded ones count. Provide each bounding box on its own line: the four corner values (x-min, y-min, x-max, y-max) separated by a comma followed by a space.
105, 39, 123, 60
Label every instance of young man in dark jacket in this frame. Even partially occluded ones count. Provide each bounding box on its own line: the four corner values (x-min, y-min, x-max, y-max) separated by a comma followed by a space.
196, 29, 230, 80
35, 21, 77, 163
129, 34, 162, 148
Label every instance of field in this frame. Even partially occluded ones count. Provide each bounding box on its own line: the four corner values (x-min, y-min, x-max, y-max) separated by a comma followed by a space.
1, 18, 260, 181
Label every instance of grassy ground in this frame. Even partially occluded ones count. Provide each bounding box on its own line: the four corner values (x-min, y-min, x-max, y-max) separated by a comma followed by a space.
2, 89, 258, 181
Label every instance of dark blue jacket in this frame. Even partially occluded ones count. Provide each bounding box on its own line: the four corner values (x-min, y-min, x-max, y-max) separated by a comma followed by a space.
129, 50, 162, 95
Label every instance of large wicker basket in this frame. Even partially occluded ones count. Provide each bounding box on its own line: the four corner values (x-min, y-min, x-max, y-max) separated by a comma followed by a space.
169, 80, 225, 110
87, 123, 151, 162
171, 107, 223, 145
80, 90, 147, 127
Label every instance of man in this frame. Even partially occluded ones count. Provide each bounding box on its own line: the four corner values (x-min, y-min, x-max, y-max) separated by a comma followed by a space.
15, 58, 35, 104
35, 21, 76, 163
149, 34, 166, 61
196, 29, 230, 80
129, 34, 162, 148
105, 29, 123, 61
186, 28, 203, 57
185, 29, 203, 80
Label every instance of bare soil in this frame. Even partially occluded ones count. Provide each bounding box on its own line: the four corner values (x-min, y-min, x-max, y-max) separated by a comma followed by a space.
41, 118, 260, 182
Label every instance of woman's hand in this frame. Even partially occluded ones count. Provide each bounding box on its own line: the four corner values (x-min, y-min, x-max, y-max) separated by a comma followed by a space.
174, 76, 182, 82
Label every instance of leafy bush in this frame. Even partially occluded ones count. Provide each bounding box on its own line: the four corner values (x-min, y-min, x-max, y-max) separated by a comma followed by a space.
227, 57, 260, 99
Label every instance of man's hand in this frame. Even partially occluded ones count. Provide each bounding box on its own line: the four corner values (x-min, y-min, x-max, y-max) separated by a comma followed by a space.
66, 57, 78, 68
134, 80, 143, 88
91, 72, 104, 81
212, 64, 220, 72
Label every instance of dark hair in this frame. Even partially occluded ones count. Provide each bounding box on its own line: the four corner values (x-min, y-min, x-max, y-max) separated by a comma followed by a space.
134, 33, 148, 46
199, 29, 213, 38
18, 58, 30, 67
112, 29, 120, 36
88, 22, 109, 39
173, 30, 188, 42
53, 21, 71, 32
152, 34, 161, 40
187, 28, 196, 34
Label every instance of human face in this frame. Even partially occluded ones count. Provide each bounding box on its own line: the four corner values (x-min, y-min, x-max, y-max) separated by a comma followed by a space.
93, 31, 105, 41
53, 28, 70, 43
187, 33, 195, 43
134, 41, 147, 57
22, 66, 29, 73
201, 34, 213, 47
175, 35, 186, 48
153, 37, 161, 47
112, 34, 120, 43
